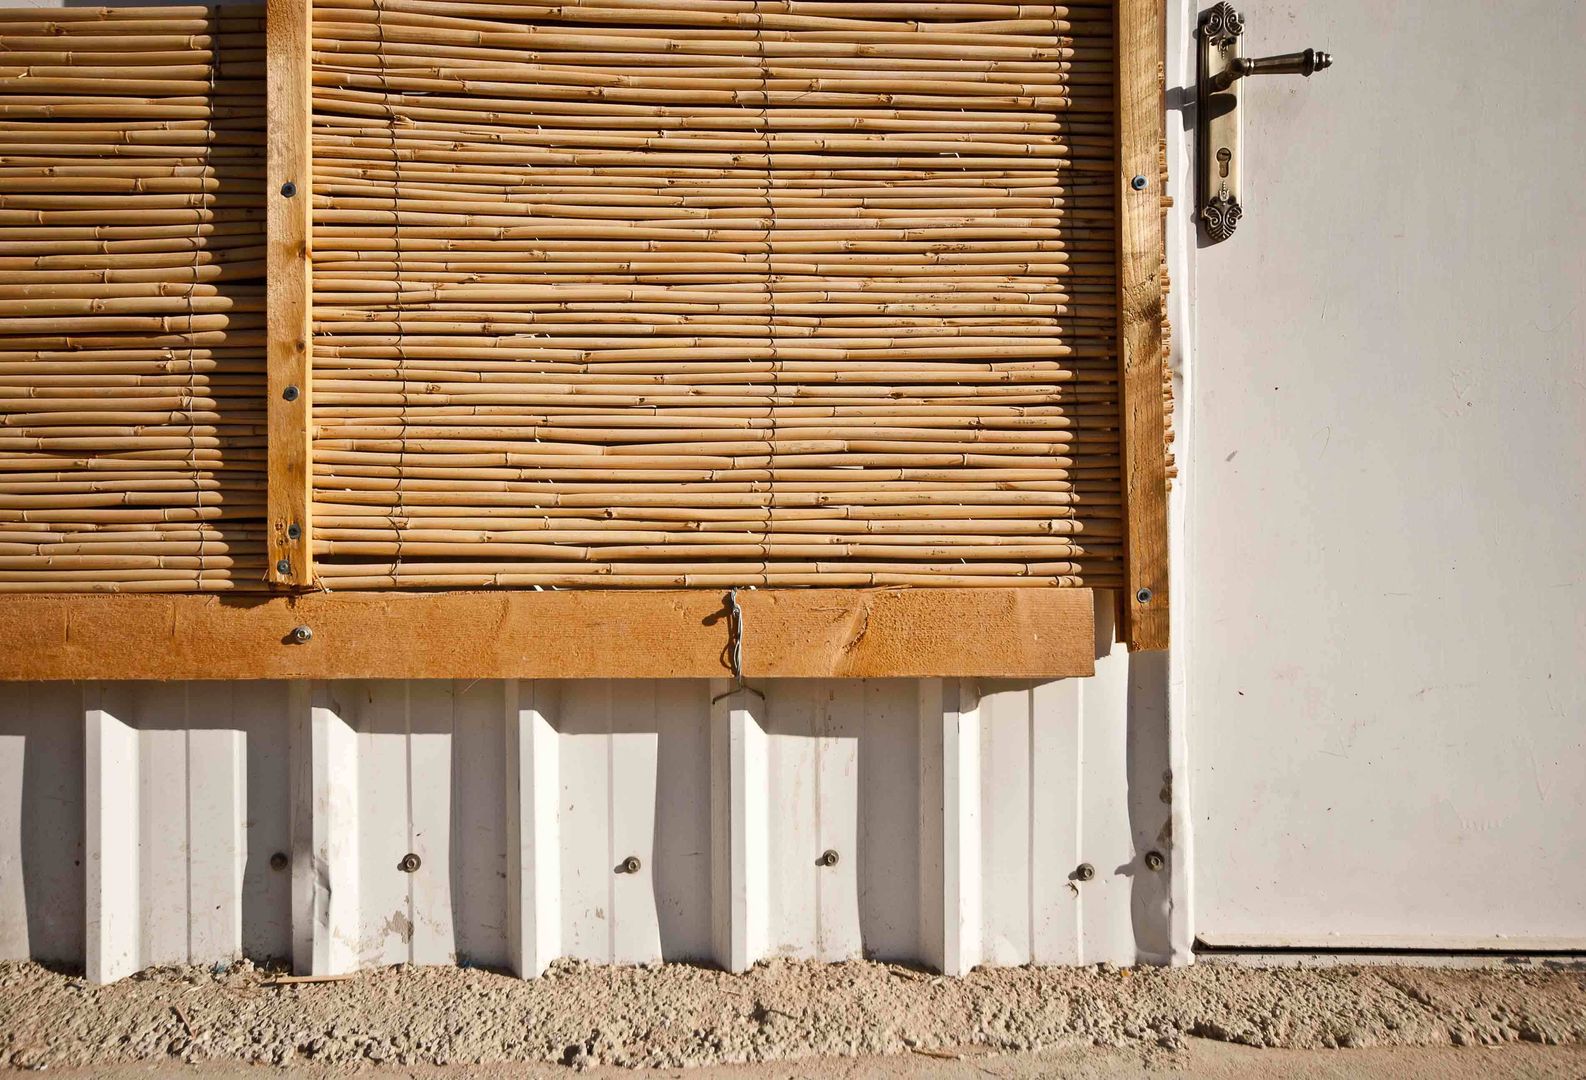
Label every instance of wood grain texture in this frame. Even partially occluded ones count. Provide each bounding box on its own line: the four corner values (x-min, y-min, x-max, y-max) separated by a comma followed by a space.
266, 0, 314, 586
1113, 0, 1170, 651
0, 588, 1094, 681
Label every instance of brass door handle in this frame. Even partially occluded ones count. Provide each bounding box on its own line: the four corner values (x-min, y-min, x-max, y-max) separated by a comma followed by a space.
1197, 4, 1334, 242
1212, 47, 1333, 91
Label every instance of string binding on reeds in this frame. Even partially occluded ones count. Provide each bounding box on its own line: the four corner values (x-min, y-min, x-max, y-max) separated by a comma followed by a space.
0, 0, 1171, 593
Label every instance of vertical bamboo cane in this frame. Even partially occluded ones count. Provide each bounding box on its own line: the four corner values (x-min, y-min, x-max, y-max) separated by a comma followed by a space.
267, 0, 314, 586
1113, 0, 1169, 650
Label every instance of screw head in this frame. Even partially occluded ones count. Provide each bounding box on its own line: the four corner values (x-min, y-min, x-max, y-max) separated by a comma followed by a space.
276, 559, 292, 576
1136, 587, 1154, 605
280, 181, 297, 198
817, 849, 840, 868
282, 385, 299, 402
290, 624, 312, 643
1143, 850, 1165, 872
286, 523, 302, 541
398, 852, 421, 873
1131, 174, 1149, 191
269, 852, 288, 872
1073, 862, 1096, 883
618, 855, 641, 874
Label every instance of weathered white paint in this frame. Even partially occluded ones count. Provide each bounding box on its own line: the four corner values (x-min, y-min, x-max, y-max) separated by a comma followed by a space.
1162, 0, 1201, 972
1180, 0, 1586, 946
290, 683, 358, 976
0, 650, 1174, 978
918, 678, 982, 976
505, 680, 561, 978
82, 685, 259, 982
711, 683, 768, 973
185, 721, 247, 964
84, 690, 137, 983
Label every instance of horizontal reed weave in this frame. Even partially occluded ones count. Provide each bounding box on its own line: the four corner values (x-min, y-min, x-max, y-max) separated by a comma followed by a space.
311, 0, 1144, 590
0, 5, 267, 593
0, 1, 1171, 593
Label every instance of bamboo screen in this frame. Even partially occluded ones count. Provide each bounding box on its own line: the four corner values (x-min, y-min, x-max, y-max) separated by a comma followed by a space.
1, 1, 1169, 595
0, 7, 267, 593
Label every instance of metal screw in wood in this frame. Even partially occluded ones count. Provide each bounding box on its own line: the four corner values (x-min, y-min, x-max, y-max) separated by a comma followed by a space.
290, 625, 312, 644
1073, 862, 1096, 882
817, 849, 840, 868
398, 852, 421, 873
617, 856, 642, 874
1144, 850, 1165, 872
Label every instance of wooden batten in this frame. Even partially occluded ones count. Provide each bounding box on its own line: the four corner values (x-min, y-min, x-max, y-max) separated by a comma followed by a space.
0, 588, 1096, 681
1112, 0, 1171, 651
265, 0, 314, 587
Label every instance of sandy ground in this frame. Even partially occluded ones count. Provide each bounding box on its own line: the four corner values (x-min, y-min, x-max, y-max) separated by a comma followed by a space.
18, 1042, 1586, 1079
2, 957, 1583, 1076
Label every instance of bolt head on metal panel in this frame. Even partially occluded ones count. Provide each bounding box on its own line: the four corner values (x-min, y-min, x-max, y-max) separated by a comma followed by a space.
817, 849, 840, 868
617, 855, 642, 874
398, 852, 421, 873
1144, 850, 1165, 872
269, 852, 288, 872
1073, 862, 1096, 882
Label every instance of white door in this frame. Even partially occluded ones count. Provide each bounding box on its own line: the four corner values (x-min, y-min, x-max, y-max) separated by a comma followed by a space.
1180, 0, 1586, 949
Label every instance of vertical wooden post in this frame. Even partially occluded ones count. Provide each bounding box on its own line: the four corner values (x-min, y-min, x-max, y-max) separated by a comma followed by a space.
265, 0, 313, 587
1114, 0, 1171, 650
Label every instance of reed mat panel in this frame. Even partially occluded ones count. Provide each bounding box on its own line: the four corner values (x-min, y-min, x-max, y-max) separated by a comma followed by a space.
310, 0, 1137, 590
0, 5, 268, 593
0, 1, 1171, 595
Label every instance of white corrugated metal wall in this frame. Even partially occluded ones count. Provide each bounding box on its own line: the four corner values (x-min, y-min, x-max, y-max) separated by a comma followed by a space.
0, 597, 1181, 979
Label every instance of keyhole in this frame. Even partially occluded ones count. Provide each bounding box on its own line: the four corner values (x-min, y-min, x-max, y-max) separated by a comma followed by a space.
1216, 147, 1232, 179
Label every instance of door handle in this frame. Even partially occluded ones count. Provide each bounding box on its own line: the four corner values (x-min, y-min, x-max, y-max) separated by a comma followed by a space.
1212, 48, 1332, 91
1197, 4, 1333, 242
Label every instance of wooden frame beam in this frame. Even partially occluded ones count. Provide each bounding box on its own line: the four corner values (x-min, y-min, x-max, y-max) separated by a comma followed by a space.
0, 589, 1095, 681
1114, 0, 1172, 651
265, 0, 314, 587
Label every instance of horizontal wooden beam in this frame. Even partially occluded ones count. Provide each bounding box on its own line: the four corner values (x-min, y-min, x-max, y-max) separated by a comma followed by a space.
0, 588, 1095, 682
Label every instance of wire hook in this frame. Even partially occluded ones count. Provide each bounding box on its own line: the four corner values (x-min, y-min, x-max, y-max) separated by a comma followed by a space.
712, 588, 764, 703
